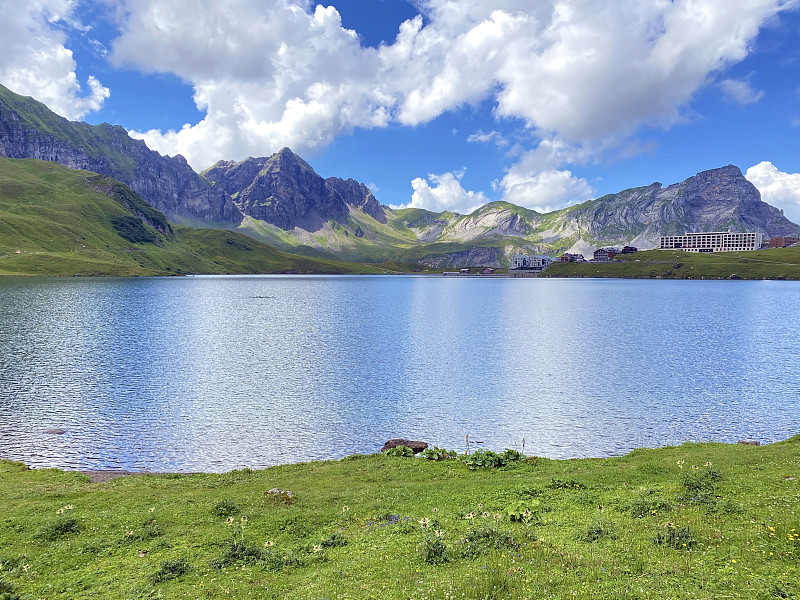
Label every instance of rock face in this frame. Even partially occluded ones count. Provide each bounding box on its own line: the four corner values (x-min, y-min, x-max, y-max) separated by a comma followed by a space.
0, 83, 238, 223
553, 165, 800, 249
203, 148, 386, 231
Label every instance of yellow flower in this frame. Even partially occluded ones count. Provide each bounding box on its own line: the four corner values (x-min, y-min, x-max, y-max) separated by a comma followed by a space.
341, 506, 349, 513
240, 516, 248, 523
226, 517, 234, 524
264, 541, 274, 548
419, 518, 430, 528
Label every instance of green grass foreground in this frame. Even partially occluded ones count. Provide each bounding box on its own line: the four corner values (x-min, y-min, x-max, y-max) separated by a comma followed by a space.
1, 438, 798, 599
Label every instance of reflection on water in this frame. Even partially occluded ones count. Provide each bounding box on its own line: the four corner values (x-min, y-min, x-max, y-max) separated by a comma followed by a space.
0, 275, 798, 472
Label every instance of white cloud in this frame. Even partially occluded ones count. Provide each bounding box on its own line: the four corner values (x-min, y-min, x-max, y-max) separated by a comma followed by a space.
394, 169, 488, 214
746, 161, 800, 224
104, 0, 791, 172
467, 130, 509, 147
0, 0, 109, 120
719, 78, 765, 104
502, 169, 594, 213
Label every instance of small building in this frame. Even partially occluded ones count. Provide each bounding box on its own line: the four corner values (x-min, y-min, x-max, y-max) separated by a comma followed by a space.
593, 248, 617, 262
769, 235, 799, 248
621, 246, 638, 254
459, 268, 470, 275
509, 254, 554, 273
559, 253, 586, 262
481, 268, 495, 274
659, 231, 763, 253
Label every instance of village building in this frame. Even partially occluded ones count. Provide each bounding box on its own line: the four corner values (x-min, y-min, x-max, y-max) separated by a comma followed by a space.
509, 254, 554, 272
769, 235, 799, 248
659, 231, 763, 253
592, 248, 617, 261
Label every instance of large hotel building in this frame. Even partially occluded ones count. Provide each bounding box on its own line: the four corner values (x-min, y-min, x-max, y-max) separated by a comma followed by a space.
659, 231, 763, 253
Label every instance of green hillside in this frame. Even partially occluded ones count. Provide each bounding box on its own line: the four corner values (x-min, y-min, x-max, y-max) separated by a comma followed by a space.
0, 158, 381, 276
544, 248, 800, 280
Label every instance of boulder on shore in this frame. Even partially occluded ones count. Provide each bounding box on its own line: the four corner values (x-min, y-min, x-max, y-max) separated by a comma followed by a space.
381, 438, 428, 454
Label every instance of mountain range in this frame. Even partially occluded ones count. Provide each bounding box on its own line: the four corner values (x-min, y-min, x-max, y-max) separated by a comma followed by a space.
1, 82, 798, 268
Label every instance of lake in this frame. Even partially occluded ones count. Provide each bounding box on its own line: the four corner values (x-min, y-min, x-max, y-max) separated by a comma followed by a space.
0, 275, 798, 472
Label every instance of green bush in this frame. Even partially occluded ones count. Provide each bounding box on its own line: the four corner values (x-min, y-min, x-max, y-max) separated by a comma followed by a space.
150, 559, 191, 583
385, 445, 414, 457
421, 446, 457, 461
212, 499, 240, 518
39, 517, 80, 540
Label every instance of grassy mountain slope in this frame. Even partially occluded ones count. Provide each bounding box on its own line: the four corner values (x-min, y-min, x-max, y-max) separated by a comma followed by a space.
0, 436, 798, 599
0, 158, 381, 276
544, 247, 800, 280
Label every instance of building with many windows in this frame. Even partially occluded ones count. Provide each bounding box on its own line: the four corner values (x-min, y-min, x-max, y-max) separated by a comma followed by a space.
509, 254, 554, 272
659, 231, 763, 253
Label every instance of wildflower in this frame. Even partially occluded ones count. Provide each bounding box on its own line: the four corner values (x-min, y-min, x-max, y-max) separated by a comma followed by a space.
477, 503, 484, 509
482, 512, 490, 519
226, 517, 234, 525
419, 518, 430, 528
149, 507, 155, 513
494, 513, 501, 521
64, 505, 73, 510
464, 512, 475, 520
704, 462, 712, 467
56, 508, 63, 514
341, 506, 349, 513
264, 541, 274, 548
126, 530, 134, 536
435, 530, 444, 538
240, 516, 248, 523
432, 507, 438, 513
677, 460, 684, 467
312, 544, 322, 553
692, 465, 699, 470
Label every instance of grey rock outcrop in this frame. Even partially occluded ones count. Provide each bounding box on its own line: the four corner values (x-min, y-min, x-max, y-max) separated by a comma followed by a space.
203, 148, 386, 231
0, 83, 239, 223
556, 165, 800, 249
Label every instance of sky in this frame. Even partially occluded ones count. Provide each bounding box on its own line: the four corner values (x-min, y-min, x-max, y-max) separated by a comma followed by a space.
1, 0, 800, 222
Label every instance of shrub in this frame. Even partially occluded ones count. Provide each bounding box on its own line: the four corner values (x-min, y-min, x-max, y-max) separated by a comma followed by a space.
150, 559, 191, 583
627, 493, 674, 518
319, 531, 347, 548
421, 446, 457, 461
578, 519, 617, 542
548, 478, 586, 490
385, 445, 414, 457
681, 466, 723, 504
211, 538, 266, 568
653, 524, 698, 550
212, 499, 240, 518
461, 449, 505, 470
39, 517, 81, 540
504, 499, 541, 524
460, 526, 518, 558
0, 579, 20, 600
420, 534, 450, 564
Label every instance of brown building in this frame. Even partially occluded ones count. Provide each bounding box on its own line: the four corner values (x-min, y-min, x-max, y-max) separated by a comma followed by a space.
769, 236, 799, 248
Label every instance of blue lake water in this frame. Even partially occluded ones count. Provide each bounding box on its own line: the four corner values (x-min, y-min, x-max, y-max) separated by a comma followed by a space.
0, 275, 798, 472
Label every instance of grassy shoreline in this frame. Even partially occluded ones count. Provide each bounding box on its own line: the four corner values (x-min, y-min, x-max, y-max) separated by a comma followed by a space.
1, 437, 798, 599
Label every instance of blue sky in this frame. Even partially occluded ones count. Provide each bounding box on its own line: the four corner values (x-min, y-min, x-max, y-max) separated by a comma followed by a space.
1, 0, 800, 222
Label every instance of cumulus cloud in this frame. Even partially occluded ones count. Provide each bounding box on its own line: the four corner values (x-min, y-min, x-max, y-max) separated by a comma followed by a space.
502, 169, 594, 213
104, 0, 790, 173
746, 161, 800, 224
394, 169, 488, 214
0, 0, 109, 120
719, 78, 765, 104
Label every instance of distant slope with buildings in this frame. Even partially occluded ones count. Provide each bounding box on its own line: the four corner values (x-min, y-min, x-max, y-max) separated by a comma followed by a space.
2, 83, 799, 268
